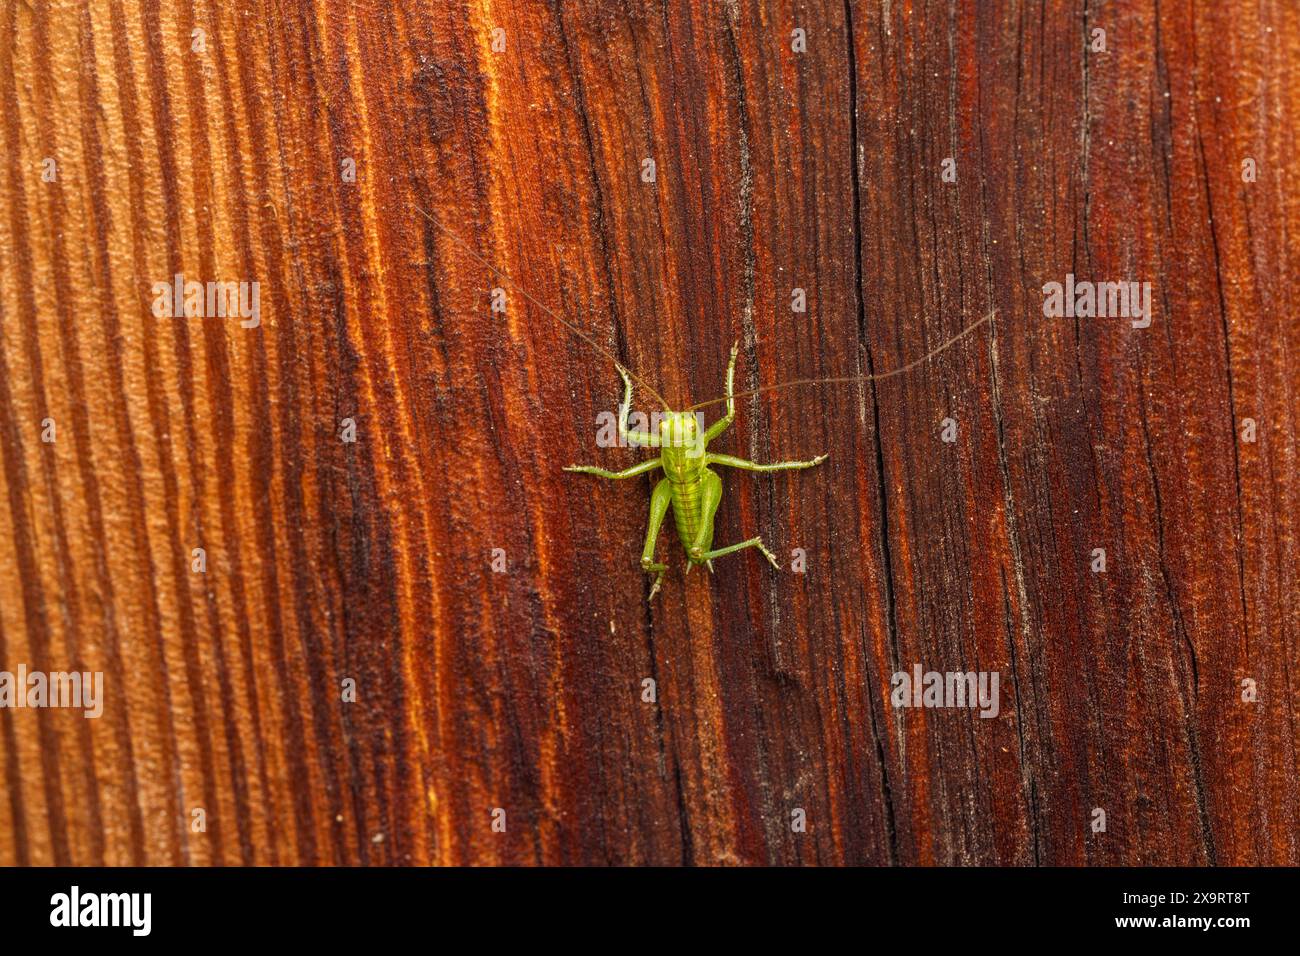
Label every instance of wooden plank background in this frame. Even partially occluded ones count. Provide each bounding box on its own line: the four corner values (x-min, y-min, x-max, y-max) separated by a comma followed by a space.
0, 0, 1296, 866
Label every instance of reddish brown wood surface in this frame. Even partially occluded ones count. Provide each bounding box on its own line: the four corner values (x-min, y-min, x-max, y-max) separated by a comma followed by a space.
0, 0, 1296, 865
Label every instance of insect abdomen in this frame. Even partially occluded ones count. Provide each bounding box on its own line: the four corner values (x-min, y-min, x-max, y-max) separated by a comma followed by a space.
670, 475, 707, 554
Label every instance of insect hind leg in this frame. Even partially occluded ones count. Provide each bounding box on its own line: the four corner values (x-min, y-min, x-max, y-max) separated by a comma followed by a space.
693, 536, 781, 570
641, 478, 673, 599
687, 470, 752, 574
687, 470, 779, 571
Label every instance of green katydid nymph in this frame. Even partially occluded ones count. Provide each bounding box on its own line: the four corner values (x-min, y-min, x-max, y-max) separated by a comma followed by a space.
563, 350, 827, 599
417, 206, 993, 600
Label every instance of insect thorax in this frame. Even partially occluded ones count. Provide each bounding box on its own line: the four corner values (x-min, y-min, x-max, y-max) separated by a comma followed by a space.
658, 412, 707, 482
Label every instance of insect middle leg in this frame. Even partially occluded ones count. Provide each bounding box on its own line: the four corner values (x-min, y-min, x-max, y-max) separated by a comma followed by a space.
563, 458, 662, 480
686, 468, 781, 571
706, 452, 828, 472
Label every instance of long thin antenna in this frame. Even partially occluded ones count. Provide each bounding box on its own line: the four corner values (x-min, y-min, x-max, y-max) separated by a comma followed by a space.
686, 309, 996, 413
416, 206, 672, 411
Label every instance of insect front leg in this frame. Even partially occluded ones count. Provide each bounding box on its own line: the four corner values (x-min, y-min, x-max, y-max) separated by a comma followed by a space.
703, 341, 739, 442
563, 458, 662, 480
641, 478, 673, 599
616, 364, 659, 448
705, 452, 828, 472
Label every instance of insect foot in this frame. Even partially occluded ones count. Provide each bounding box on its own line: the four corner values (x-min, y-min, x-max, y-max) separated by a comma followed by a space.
641, 556, 667, 601
758, 542, 781, 570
